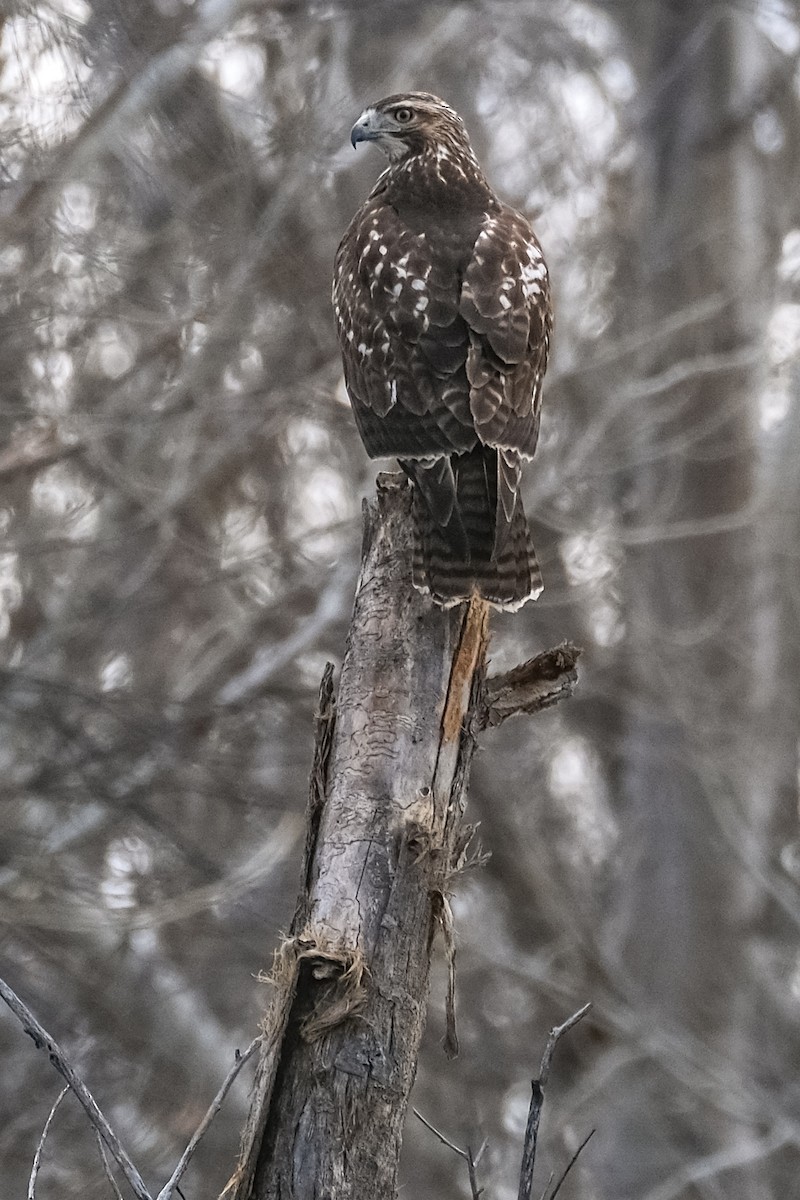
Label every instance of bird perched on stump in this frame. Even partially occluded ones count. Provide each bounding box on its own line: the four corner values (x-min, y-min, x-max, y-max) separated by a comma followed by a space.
333, 93, 552, 610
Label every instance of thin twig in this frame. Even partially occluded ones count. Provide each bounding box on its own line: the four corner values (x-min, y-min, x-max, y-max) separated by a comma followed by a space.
547, 1129, 595, 1200
0, 976, 153, 1200
413, 1109, 486, 1200
473, 1136, 489, 1168
465, 1143, 485, 1200
517, 1003, 592, 1200
413, 1108, 466, 1157
96, 1132, 126, 1200
156, 1035, 264, 1200
539, 1004, 592, 1088
28, 1086, 69, 1200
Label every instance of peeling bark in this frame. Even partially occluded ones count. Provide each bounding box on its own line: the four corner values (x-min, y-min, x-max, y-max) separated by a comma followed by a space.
228, 475, 578, 1200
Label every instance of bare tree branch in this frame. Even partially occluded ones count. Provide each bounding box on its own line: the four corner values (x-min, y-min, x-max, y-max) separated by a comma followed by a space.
412, 1109, 487, 1200
517, 1003, 592, 1200
27, 1085, 69, 1200
547, 1129, 595, 1200
414, 1004, 591, 1200
0, 976, 153, 1200
1, 0, 248, 236
155, 1035, 264, 1200
96, 1132, 126, 1200
413, 1106, 470, 1157
0, 422, 80, 480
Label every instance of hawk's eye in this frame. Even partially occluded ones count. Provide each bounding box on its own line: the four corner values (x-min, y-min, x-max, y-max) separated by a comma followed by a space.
393, 107, 414, 124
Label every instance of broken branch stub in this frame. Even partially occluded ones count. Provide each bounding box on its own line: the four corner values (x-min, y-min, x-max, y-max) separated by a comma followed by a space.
481, 642, 581, 730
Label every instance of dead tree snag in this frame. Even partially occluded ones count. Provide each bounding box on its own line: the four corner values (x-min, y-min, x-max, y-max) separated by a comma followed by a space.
229, 474, 579, 1200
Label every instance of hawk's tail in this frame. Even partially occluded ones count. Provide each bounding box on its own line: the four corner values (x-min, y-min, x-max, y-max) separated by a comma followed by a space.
408, 448, 543, 611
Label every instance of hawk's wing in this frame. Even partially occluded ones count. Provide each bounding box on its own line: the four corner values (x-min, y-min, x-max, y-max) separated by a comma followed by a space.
458, 205, 552, 539
459, 206, 551, 459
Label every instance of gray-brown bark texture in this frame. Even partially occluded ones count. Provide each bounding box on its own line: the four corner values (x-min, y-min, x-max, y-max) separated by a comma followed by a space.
228, 474, 578, 1200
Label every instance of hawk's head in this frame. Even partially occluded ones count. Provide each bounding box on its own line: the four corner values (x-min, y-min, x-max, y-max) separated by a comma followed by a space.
350, 93, 471, 163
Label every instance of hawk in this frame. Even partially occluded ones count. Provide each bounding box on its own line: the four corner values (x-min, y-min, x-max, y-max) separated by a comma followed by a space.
333, 93, 552, 610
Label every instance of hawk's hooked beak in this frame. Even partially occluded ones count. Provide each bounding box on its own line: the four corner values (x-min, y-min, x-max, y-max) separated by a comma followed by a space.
350, 109, 381, 149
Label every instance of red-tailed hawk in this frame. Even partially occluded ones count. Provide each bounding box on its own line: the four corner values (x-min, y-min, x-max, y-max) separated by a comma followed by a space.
333, 93, 552, 610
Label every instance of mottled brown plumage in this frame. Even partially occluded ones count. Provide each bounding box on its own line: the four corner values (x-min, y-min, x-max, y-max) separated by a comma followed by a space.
333, 92, 552, 609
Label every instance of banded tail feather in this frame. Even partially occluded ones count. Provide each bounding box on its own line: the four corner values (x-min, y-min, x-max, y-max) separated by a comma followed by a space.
402, 448, 542, 611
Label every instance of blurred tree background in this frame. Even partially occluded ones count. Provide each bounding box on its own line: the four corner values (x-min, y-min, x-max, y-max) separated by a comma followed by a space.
1, 1, 800, 1196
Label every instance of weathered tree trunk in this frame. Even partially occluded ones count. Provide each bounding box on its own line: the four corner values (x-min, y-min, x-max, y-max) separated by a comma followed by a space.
228, 474, 578, 1200
601, 5, 779, 1194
